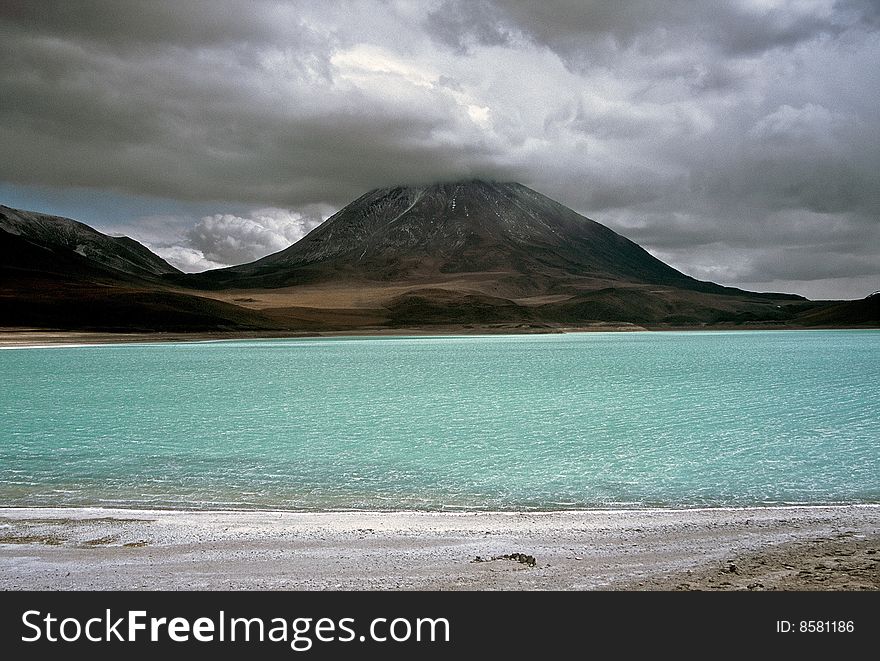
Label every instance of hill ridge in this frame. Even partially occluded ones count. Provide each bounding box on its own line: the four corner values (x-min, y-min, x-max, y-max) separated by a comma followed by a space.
0, 204, 180, 278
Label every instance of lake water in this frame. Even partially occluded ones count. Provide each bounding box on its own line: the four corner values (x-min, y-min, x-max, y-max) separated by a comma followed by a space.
1, 331, 877, 511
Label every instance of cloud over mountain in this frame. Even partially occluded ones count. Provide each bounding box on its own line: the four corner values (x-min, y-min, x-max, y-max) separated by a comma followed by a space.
188, 208, 327, 266
1, 1, 878, 297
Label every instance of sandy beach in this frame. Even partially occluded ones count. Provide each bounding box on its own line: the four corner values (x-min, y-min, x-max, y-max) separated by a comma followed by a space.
0, 506, 877, 590
0, 325, 648, 349
5, 323, 864, 349
0, 329, 320, 349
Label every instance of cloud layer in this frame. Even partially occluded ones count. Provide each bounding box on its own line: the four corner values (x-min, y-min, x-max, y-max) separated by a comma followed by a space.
188, 207, 327, 265
116, 207, 331, 272
1, 1, 878, 297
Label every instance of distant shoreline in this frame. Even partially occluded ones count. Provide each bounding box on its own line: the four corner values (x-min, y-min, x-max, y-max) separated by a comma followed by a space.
2, 324, 877, 348
1, 505, 876, 590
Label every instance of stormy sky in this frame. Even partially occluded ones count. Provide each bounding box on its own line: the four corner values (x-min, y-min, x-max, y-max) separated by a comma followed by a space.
1, 1, 878, 299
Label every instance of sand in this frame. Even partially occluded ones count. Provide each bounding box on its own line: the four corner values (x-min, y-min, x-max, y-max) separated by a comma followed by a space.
0, 329, 321, 349
0, 324, 653, 349
0, 505, 877, 590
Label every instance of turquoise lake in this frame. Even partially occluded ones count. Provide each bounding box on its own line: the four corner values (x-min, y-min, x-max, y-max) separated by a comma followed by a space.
1, 330, 877, 510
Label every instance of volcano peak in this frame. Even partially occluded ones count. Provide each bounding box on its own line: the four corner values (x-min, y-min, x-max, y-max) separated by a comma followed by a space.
199, 180, 710, 293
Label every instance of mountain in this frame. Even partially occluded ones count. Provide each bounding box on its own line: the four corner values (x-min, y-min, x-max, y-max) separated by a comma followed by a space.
790, 291, 880, 326
2, 183, 876, 333
0, 205, 180, 279
0, 205, 277, 331
180, 180, 818, 329
188, 181, 768, 298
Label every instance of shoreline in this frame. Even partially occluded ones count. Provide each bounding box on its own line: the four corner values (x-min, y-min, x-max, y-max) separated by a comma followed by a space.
2, 502, 877, 514
1, 325, 877, 349
2, 505, 877, 590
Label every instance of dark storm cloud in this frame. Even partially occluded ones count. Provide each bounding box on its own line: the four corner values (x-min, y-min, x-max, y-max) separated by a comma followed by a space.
425, 1, 514, 53
0, 0, 285, 49
0, 1, 877, 297
431, 0, 871, 60
0, 0, 518, 207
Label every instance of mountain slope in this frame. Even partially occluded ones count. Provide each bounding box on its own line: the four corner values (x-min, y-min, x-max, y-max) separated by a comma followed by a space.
171, 179, 837, 329
6, 184, 872, 333
186, 181, 794, 301
0, 205, 279, 331
0, 205, 180, 279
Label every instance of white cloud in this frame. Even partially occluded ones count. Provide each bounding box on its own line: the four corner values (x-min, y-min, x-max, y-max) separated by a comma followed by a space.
331, 43, 436, 88
127, 206, 334, 272
148, 245, 227, 272
187, 206, 331, 267
748, 103, 844, 143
